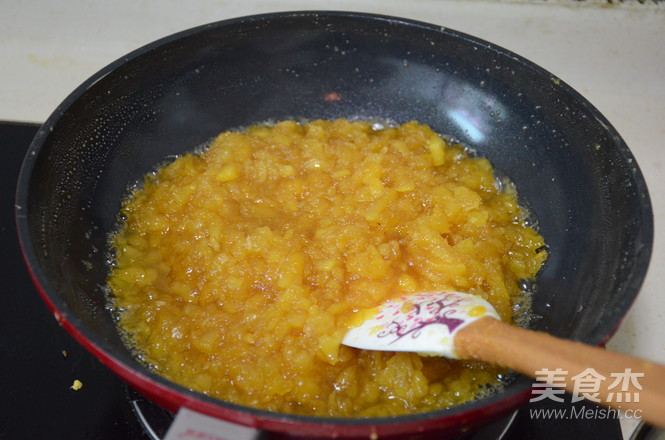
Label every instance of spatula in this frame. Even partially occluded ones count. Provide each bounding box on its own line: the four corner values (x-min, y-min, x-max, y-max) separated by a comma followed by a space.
342, 290, 665, 429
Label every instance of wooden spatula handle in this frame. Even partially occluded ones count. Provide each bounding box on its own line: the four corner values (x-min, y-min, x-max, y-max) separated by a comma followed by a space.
455, 316, 665, 429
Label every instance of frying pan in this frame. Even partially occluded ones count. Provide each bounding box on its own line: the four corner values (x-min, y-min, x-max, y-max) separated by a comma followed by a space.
15, 11, 653, 439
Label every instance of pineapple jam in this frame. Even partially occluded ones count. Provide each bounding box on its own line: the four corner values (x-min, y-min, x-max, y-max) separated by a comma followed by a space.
108, 119, 547, 417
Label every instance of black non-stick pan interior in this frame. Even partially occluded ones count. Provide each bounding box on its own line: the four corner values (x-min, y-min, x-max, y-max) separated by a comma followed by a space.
16, 10, 653, 435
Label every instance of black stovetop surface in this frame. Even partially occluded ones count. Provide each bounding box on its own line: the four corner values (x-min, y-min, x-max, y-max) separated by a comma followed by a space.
0, 121, 625, 439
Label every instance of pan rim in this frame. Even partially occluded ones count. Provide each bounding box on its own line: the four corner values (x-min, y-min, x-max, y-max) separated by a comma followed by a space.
14, 9, 654, 437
